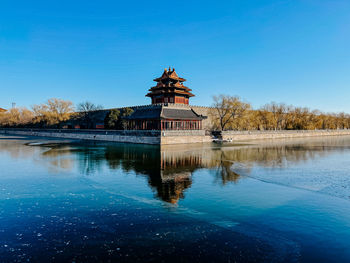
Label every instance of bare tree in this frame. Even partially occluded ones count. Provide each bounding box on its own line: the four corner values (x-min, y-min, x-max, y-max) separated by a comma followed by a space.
77, 101, 104, 128
261, 102, 288, 130
0, 107, 34, 127
77, 101, 103, 113
211, 95, 251, 130
32, 98, 74, 127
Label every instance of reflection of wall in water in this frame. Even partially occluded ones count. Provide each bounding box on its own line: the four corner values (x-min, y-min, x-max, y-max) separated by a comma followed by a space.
3, 136, 348, 203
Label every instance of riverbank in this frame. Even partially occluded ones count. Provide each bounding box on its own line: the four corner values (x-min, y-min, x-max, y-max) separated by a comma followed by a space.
1, 128, 350, 145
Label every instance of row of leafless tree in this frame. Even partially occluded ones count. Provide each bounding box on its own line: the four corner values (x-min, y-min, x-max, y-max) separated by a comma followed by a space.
0, 99, 102, 127
1, 95, 349, 131
210, 95, 350, 131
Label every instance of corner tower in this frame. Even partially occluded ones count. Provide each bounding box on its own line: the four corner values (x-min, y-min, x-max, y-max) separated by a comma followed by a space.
146, 67, 194, 105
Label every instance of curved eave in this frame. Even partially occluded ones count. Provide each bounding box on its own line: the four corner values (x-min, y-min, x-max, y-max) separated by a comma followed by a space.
148, 85, 192, 91
153, 76, 186, 82
146, 91, 195, 97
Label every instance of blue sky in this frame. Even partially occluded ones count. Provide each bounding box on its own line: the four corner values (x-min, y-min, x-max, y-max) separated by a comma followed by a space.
1, 0, 349, 112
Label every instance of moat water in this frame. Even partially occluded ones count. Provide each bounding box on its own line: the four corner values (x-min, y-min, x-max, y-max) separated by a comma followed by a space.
1, 134, 350, 262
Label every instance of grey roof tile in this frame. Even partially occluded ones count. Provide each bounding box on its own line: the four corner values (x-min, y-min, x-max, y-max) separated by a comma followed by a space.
125, 106, 206, 121
161, 108, 204, 120
125, 107, 162, 120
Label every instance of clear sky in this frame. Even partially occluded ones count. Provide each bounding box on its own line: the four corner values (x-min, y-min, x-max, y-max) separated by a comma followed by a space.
1, 0, 349, 112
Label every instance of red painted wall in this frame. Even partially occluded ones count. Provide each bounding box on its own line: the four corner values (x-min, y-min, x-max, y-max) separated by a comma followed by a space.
151, 96, 189, 105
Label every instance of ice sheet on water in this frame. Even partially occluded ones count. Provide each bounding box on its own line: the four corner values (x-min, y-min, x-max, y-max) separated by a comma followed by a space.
243, 151, 350, 200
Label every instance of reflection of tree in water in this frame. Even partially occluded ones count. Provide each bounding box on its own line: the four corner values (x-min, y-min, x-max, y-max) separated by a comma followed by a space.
0, 136, 48, 159
40, 141, 350, 202
104, 144, 161, 175
41, 145, 106, 175
212, 155, 240, 185
206, 143, 342, 185
6, 136, 349, 203
211, 144, 337, 170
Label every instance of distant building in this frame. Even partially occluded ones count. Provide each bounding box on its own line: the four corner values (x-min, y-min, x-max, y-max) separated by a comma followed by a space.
125, 68, 207, 130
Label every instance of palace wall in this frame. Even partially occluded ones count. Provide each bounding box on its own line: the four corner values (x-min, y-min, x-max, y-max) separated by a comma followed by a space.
190, 105, 215, 131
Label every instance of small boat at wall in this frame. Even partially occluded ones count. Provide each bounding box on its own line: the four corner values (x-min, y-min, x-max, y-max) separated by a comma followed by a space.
212, 138, 233, 143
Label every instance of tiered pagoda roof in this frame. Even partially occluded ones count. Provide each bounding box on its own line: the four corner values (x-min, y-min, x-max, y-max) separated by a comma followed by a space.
146, 67, 194, 100
125, 106, 205, 121
0, 108, 6, 112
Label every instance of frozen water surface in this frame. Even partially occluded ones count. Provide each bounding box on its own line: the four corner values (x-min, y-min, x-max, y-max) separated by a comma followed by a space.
1, 134, 350, 262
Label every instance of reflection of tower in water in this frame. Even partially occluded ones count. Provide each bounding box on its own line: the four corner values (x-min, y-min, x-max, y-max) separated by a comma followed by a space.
102, 144, 195, 204
103, 145, 208, 204
151, 153, 204, 204
153, 173, 192, 204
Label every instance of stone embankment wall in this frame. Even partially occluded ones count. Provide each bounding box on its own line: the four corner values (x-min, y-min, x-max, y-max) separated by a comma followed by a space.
220, 130, 350, 141
1, 128, 350, 145
0, 129, 161, 144
161, 130, 212, 144
0, 128, 212, 145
